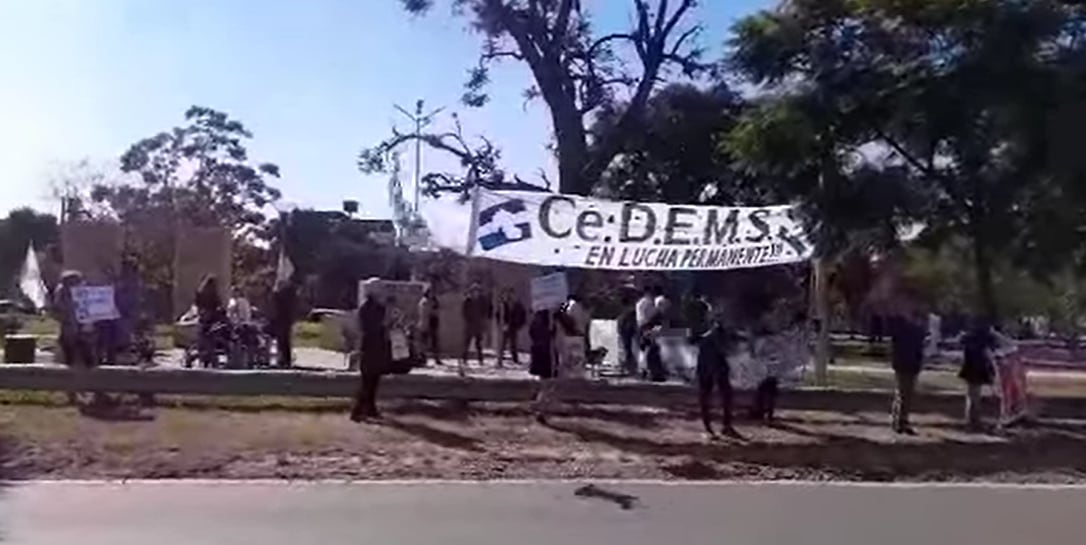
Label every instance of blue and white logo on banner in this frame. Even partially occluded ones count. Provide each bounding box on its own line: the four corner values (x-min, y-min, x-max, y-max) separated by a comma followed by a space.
477, 198, 532, 250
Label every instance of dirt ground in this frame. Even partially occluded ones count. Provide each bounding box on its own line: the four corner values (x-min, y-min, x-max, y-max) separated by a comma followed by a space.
2, 396, 1086, 483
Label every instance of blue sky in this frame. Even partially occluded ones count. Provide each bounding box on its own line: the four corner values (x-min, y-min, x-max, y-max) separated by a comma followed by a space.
0, 0, 771, 219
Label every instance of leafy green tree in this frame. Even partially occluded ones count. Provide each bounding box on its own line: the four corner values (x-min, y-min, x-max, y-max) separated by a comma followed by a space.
389, 0, 706, 195
726, 0, 1086, 319
593, 83, 775, 205
90, 106, 283, 318
105, 106, 281, 231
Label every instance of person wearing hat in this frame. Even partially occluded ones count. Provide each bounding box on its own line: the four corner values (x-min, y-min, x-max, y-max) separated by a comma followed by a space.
53, 270, 105, 405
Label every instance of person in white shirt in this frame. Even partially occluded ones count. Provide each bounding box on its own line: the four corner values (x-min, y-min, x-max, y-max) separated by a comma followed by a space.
654, 291, 672, 327
925, 311, 942, 360
227, 287, 253, 324
635, 286, 657, 329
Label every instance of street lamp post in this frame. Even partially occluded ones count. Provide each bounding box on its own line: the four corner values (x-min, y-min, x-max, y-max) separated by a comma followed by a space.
394, 100, 444, 212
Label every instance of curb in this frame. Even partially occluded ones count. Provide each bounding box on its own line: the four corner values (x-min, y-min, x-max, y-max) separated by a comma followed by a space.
0, 364, 1082, 419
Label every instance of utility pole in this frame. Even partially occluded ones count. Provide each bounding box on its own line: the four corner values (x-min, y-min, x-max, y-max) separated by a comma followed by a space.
812, 165, 831, 386
394, 99, 444, 212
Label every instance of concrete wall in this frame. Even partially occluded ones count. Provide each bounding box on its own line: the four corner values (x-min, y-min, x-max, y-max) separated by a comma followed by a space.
173, 227, 231, 318
61, 222, 122, 284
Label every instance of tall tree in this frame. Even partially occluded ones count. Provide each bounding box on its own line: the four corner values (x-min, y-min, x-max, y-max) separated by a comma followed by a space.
727, 0, 1086, 318
91, 106, 283, 318
105, 106, 282, 232
593, 83, 772, 205
392, 0, 707, 195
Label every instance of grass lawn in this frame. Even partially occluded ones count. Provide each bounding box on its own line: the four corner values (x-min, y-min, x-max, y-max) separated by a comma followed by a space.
2, 398, 1085, 482
805, 364, 1086, 398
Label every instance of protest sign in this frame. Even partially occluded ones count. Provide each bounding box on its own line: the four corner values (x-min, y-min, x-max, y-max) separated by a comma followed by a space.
71, 285, 120, 325
530, 272, 569, 311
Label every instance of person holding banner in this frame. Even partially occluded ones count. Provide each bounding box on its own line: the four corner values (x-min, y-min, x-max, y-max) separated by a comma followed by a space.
53, 271, 105, 406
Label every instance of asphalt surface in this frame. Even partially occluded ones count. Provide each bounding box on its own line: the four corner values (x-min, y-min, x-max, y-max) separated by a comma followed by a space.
1, 481, 1084, 545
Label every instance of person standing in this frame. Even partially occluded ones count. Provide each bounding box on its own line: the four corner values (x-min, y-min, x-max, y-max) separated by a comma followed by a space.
195, 275, 227, 368
53, 271, 102, 405
529, 309, 556, 424
959, 317, 996, 431
888, 298, 926, 435
639, 286, 670, 383
635, 286, 657, 331
351, 279, 390, 421
683, 290, 713, 339
461, 284, 487, 375
417, 288, 442, 366
497, 289, 527, 367
617, 290, 639, 377
270, 278, 298, 368
696, 322, 738, 439
926, 310, 943, 361
654, 288, 673, 327
227, 286, 253, 325
634, 286, 657, 379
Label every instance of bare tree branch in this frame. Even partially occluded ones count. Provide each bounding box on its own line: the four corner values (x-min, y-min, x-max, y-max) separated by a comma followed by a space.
654, 0, 670, 34
662, 0, 695, 39
668, 26, 700, 57
587, 33, 637, 57
552, 0, 576, 45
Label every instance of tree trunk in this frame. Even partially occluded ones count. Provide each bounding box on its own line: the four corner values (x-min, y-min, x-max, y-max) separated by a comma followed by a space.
553, 105, 590, 196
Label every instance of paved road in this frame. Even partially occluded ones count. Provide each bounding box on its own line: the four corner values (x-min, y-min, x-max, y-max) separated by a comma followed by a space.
1, 481, 1084, 544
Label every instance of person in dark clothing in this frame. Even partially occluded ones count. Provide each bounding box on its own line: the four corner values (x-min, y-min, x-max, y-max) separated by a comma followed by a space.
888, 302, 926, 435
417, 288, 441, 366
54, 270, 103, 405
684, 291, 713, 339
497, 290, 527, 366
529, 309, 557, 424
195, 275, 227, 367
959, 317, 996, 430
528, 310, 555, 379
270, 280, 298, 368
616, 290, 639, 376
351, 282, 390, 421
461, 285, 487, 374
640, 309, 668, 382
696, 322, 738, 439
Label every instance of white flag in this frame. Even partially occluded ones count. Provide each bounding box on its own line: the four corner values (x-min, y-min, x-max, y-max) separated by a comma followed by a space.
275, 249, 295, 288
18, 242, 48, 311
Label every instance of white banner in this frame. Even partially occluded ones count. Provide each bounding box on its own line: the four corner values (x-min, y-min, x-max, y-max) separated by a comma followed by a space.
423, 188, 812, 270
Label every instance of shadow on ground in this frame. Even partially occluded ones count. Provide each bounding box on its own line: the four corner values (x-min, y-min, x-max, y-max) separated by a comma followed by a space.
380, 417, 484, 452
546, 418, 1086, 482
1, 432, 20, 541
